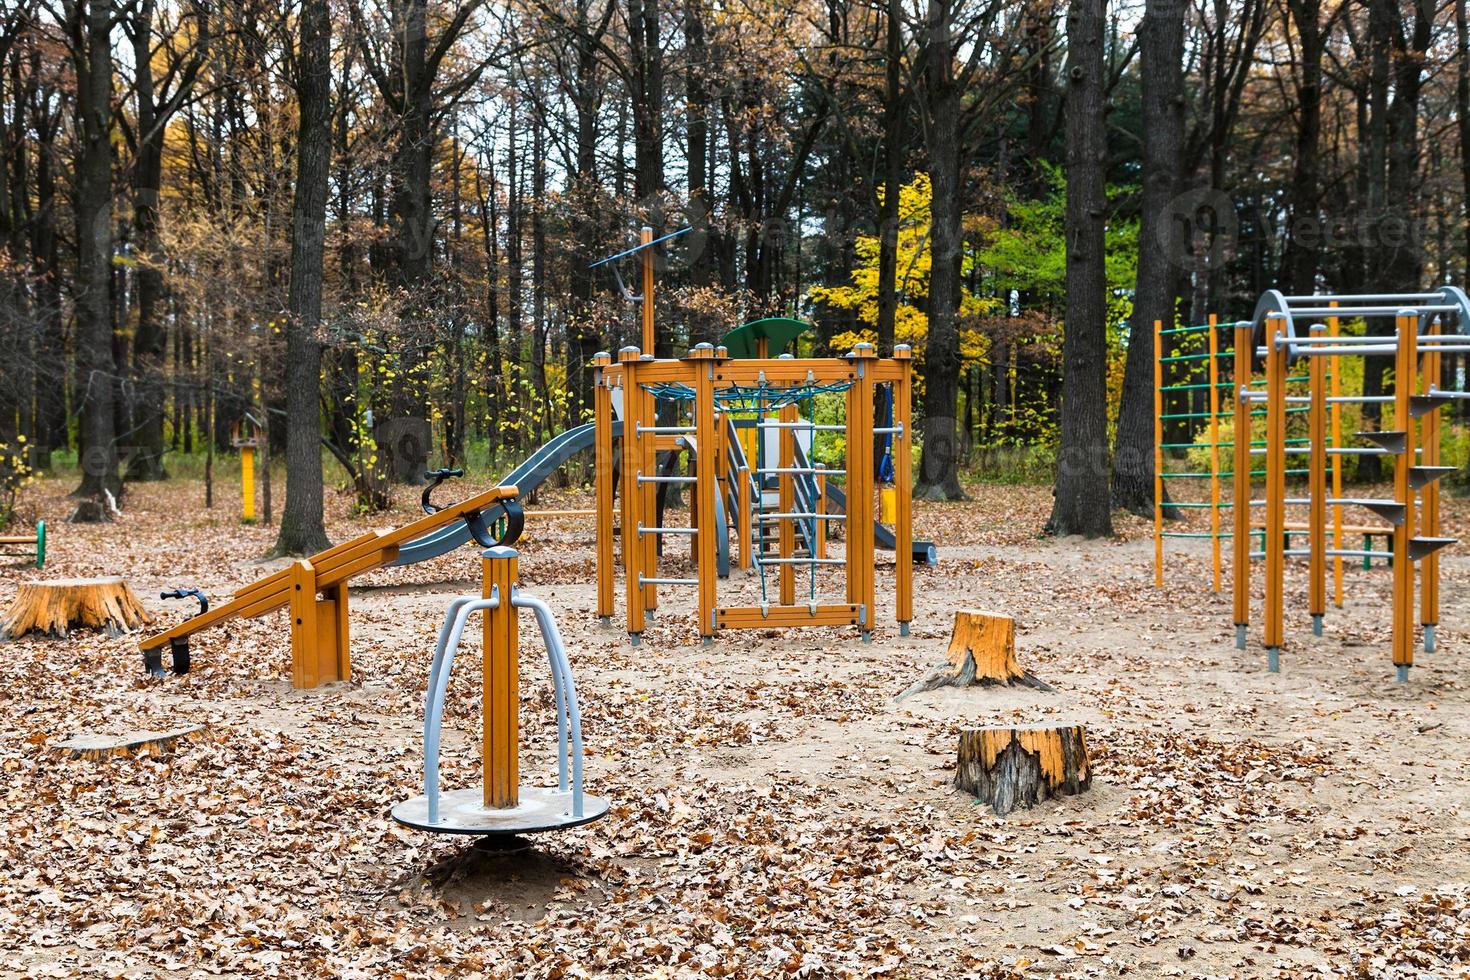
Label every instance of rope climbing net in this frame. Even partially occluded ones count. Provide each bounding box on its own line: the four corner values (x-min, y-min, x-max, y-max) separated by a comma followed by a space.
641, 379, 854, 411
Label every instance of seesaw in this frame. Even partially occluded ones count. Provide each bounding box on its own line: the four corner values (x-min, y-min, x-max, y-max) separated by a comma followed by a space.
140, 482, 524, 687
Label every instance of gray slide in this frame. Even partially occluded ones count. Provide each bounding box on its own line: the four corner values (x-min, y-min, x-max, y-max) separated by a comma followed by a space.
821, 483, 938, 566
391, 422, 620, 566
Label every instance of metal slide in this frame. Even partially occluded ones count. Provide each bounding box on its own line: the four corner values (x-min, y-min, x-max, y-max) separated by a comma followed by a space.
820, 481, 938, 566
392, 422, 621, 566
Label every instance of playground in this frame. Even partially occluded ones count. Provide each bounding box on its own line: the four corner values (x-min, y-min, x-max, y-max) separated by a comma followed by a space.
2, 467, 1468, 978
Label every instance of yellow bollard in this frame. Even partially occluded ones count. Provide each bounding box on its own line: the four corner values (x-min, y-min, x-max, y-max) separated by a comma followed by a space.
240, 444, 256, 523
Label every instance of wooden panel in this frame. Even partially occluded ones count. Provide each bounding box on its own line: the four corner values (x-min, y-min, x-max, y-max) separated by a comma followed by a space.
715, 604, 861, 629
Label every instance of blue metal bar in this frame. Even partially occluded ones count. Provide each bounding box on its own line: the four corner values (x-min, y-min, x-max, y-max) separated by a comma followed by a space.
588, 225, 694, 268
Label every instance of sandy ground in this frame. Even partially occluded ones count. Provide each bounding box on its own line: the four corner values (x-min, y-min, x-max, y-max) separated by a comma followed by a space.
1, 474, 1468, 978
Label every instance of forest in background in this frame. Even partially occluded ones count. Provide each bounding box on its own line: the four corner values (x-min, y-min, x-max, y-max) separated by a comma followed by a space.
0, 0, 1468, 548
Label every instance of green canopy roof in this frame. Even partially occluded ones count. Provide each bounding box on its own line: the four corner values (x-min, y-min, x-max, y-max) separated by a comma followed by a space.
719, 317, 813, 359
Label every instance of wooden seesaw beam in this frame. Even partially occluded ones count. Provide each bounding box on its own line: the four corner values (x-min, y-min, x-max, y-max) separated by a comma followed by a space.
139, 485, 521, 688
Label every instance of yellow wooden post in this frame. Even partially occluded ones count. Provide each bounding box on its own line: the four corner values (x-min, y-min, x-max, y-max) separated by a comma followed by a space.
288, 559, 318, 688
778, 402, 797, 607
482, 546, 519, 809
240, 444, 256, 522
618, 349, 646, 640
1329, 310, 1344, 608
594, 352, 615, 624
1421, 319, 1441, 647
1264, 315, 1286, 670
1153, 319, 1165, 588
893, 346, 914, 632
691, 346, 719, 641
640, 226, 655, 354
1232, 323, 1252, 648
1208, 315, 1222, 593
848, 344, 878, 636
736, 466, 752, 571
1307, 323, 1327, 634
1391, 315, 1417, 680
639, 358, 660, 618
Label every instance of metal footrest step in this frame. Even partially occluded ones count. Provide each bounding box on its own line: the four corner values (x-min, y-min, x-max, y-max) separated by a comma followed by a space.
1356, 430, 1406, 454
1326, 498, 1406, 525
1409, 537, 1457, 562
1409, 466, 1458, 490
1409, 393, 1458, 418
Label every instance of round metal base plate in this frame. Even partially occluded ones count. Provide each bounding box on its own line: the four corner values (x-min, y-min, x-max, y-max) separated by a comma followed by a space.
392, 787, 610, 835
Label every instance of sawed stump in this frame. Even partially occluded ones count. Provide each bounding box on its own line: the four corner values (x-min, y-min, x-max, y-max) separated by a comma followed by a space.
898, 610, 1052, 700
954, 724, 1091, 816
2, 577, 151, 639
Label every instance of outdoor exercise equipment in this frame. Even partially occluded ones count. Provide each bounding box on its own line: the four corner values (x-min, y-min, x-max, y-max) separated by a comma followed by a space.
592, 341, 917, 645
0, 519, 45, 569
138, 484, 525, 688
1153, 287, 1469, 679
1240, 287, 1470, 678
392, 546, 608, 835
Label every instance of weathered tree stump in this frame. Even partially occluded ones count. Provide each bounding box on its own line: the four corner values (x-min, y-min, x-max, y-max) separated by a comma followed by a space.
954, 724, 1091, 816
898, 611, 1052, 700
52, 725, 206, 760
2, 577, 151, 639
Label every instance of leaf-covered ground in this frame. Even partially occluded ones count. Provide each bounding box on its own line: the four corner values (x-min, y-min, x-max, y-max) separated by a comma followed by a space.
2, 474, 1468, 978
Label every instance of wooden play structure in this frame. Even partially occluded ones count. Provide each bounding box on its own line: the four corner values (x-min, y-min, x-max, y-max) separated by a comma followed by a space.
592, 341, 916, 644
3, 576, 149, 639
0, 519, 45, 569
392, 545, 608, 836
138, 484, 523, 686
587, 224, 927, 645
1154, 286, 1469, 680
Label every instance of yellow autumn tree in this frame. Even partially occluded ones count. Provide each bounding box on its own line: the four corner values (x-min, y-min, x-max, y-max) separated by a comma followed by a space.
809, 174, 1000, 375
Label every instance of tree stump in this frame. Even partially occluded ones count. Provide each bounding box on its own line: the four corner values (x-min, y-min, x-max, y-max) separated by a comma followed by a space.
955, 724, 1091, 816
52, 725, 206, 760
897, 611, 1052, 701
2, 577, 151, 639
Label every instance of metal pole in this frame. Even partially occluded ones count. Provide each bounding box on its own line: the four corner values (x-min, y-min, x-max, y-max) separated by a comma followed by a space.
1421, 320, 1441, 652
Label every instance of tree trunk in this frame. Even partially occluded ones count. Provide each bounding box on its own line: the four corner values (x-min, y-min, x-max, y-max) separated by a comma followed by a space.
273, 0, 332, 556
1283, 0, 1323, 295
875, 0, 903, 357
915, 0, 966, 502
124, 0, 168, 482
1047, 0, 1112, 537
1112, 0, 1185, 518
70, 0, 121, 506
954, 725, 1091, 817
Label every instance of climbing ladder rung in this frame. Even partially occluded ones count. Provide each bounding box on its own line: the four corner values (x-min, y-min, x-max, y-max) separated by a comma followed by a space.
755, 557, 847, 567
763, 512, 842, 521
638, 576, 698, 587
639, 526, 696, 536
758, 421, 845, 431
637, 475, 698, 485
872, 426, 904, 435
758, 468, 843, 476
1326, 548, 1393, 559
636, 425, 695, 435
